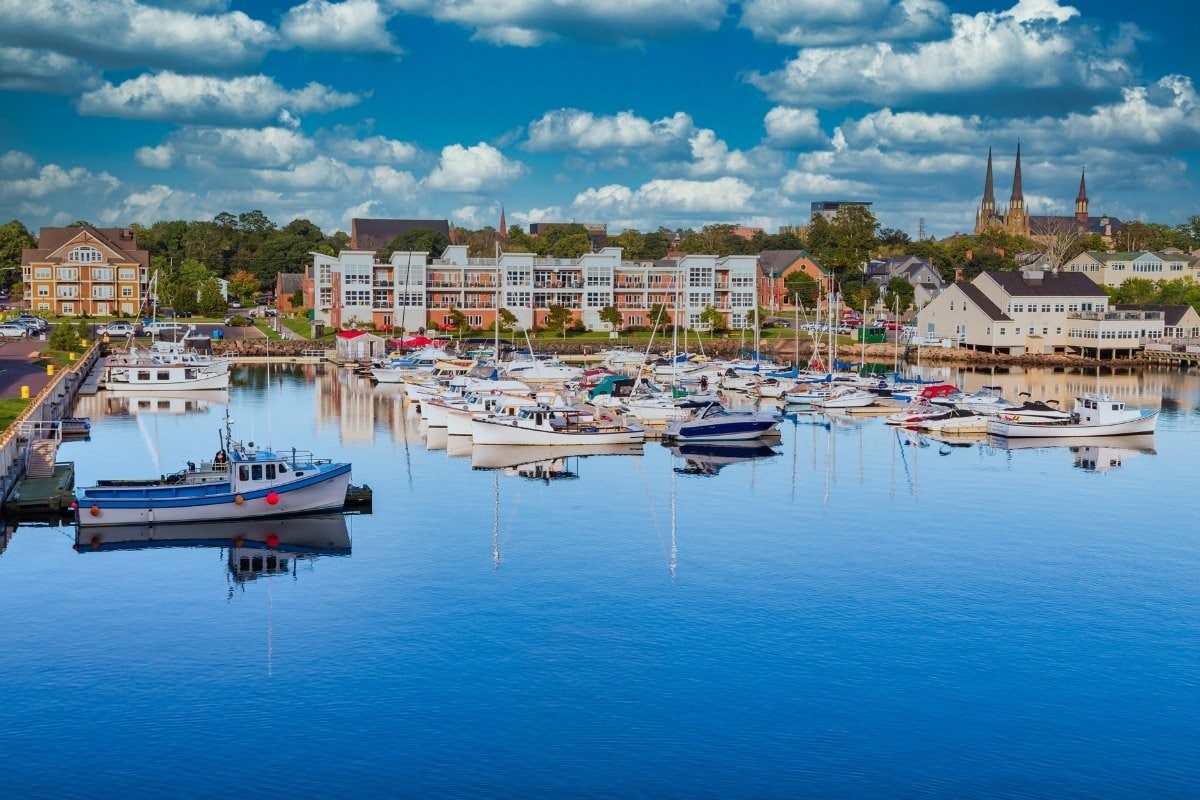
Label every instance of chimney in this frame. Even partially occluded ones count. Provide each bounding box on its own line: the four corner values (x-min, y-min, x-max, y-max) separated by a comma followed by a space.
954, 266, 964, 283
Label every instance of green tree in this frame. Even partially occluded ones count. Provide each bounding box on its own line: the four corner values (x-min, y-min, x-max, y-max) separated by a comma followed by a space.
544, 304, 575, 338
228, 269, 258, 304
609, 229, 645, 259
250, 218, 326, 285
698, 305, 726, 334
648, 302, 672, 331
783, 271, 819, 307
641, 230, 670, 260
598, 305, 623, 331
0, 220, 36, 289
198, 278, 228, 317
826, 205, 879, 278
379, 227, 451, 261
549, 232, 592, 259
498, 307, 518, 332
884, 277, 915, 313
447, 307, 468, 336
878, 227, 912, 247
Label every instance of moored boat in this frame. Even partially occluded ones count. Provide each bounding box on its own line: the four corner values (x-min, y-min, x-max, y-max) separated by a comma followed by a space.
986, 392, 1158, 438
470, 404, 644, 446
76, 417, 352, 527
662, 402, 782, 442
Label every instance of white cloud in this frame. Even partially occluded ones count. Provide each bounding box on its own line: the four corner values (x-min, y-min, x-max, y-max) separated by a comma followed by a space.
135, 144, 177, 169
0, 150, 37, 177
763, 107, 827, 147
747, 0, 1128, 109
162, 127, 316, 169
0, 162, 120, 200
573, 177, 756, 216
423, 143, 526, 192
281, 0, 401, 54
390, 0, 728, 47
526, 109, 694, 153
75, 72, 362, 125
741, 0, 950, 47
0, 46, 102, 93
0, 0, 277, 71
1058, 75, 1200, 152
324, 134, 419, 164
252, 156, 355, 190
837, 108, 982, 150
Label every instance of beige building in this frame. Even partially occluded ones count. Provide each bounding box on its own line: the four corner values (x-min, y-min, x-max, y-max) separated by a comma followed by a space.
916, 269, 1164, 358
21, 226, 149, 317
1063, 250, 1198, 287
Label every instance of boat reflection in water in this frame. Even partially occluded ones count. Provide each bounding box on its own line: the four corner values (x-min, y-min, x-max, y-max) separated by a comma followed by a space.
669, 441, 782, 476
73, 514, 352, 581
103, 389, 230, 417
471, 443, 643, 482
987, 433, 1157, 474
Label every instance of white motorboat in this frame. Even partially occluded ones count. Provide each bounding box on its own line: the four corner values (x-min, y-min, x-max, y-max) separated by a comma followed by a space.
471, 405, 644, 446
102, 361, 230, 392
810, 386, 877, 409
662, 402, 782, 442
986, 392, 1158, 438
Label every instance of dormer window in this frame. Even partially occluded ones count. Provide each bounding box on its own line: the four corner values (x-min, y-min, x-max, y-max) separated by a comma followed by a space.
68, 246, 103, 263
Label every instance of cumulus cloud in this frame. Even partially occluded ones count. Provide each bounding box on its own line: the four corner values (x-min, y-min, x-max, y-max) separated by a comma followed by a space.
747, 0, 1129, 111
0, 150, 36, 177
281, 0, 401, 54
573, 176, 756, 217
390, 0, 728, 47
75, 72, 362, 125
526, 109, 694, 153
161, 127, 317, 169
135, 144, 177, 169
423, 143, 526, 192
0, 0, 277, 71
0, 46, 102, 93
763, 107, 827, 147
323, 133, 420, 164
0, 161, 120, 200
741, 0, 950, 47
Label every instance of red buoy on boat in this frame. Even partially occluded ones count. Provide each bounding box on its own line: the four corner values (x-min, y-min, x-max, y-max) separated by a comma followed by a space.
266, 491, 280, 506
266, 533, 280, 548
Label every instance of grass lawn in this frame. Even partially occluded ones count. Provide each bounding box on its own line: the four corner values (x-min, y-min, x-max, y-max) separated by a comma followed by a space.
0, 397, 32, 431
280, 317, 311, 338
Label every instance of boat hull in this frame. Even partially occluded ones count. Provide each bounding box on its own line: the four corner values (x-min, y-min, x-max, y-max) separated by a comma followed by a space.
470, 417, 644, 446
987, 411, 1158, 438
77, 465, 352, 527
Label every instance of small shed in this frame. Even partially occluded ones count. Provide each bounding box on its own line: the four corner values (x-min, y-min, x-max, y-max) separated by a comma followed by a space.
336, 329, 385, 360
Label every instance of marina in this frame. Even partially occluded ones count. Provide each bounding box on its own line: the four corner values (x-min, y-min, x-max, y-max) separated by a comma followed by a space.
0, 362, 1198, 797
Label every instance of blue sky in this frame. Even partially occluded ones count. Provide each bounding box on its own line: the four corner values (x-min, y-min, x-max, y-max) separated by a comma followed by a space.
1, 0, 1197, 240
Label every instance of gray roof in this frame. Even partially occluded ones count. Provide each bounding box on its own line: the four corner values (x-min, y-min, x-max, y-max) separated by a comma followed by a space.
958, 283, 1012, 322
275, 272, 304, 293
1113, 304, 1193, 327
983, 270, 1106, 298
351, 218, 450, 251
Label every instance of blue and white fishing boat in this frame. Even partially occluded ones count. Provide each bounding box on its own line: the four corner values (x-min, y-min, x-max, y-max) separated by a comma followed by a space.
662, 402, 783, 442
76, 417, 352, 527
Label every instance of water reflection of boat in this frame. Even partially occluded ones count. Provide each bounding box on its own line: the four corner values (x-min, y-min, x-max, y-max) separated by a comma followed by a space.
470, 443, 643, 477
669, 441, 781, 475
103, 389, 230, 416
986, 433, 1156, 473
73, 513, 351, 555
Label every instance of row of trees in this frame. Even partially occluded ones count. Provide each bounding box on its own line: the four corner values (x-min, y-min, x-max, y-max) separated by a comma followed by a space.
5, 209, 1200, 315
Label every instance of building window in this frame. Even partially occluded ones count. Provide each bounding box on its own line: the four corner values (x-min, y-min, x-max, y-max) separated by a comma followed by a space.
1055, 303, 1064, 312
68, 246, 103, 263
585, 292, 605, 308
344, 290, 370, 305
91, 267, 113, 281
37, 286, 49, 297
121, 286, 133, 297
119, 268, 135, 280
1041, 304, 1051, 312
61, 303, 74, 315
34, 267, 51, 279
505, 291, 530, 307
92, 286, 114, 299
999, 327, 1006, 335
56, 267, 79, 281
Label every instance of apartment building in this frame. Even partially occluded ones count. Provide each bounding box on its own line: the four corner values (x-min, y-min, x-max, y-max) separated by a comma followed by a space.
308, 245, 761, 332
1063, 250, 1198, 287
21, 226, 149, 316
916, 269, 1164, 358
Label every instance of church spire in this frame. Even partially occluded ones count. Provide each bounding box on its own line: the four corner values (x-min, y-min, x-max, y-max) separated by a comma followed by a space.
983, 147, 995, 209
1075, 168, 1089, 226
498, 206, 507, 239
1010, 142, 1023, 204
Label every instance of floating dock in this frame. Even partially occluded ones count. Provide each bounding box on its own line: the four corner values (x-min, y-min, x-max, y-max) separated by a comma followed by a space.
3, 462, 76, 518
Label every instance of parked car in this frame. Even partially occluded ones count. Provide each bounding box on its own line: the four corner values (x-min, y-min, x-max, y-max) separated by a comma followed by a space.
143, 321, 186, 337
14, 315, 48, 332
0, 323, 29, 338
101, 321, 137, 336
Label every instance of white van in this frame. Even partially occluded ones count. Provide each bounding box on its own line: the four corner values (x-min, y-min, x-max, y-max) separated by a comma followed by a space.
143, 321, 187, 337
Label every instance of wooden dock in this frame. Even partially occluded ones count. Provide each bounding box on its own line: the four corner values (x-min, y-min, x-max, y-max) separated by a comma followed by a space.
3, 462, 76, 516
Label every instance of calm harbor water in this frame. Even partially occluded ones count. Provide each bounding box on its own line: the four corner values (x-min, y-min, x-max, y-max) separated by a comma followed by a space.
2, 364, 1198, 798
